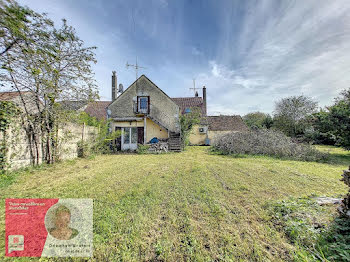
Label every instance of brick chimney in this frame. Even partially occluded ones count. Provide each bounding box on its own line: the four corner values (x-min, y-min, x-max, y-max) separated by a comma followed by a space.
112, 71, 117, 101
202, 86, 207, 116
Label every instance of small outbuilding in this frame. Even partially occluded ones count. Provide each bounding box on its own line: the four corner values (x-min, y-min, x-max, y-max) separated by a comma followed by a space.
189, 115, 249, 145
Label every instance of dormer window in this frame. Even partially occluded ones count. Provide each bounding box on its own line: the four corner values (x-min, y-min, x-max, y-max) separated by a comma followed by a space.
137, 96, 149, 114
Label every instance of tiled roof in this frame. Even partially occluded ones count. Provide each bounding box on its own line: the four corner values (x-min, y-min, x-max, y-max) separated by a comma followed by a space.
84, 101, 111, 121
206, 115, 249, 132
60, 101, 88, 111
171, 97, 206, 115
60, 100, 111, 121
0, 91, 30, 101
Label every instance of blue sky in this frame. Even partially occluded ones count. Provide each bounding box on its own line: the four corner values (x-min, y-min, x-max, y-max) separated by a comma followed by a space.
18, 0, 350, 115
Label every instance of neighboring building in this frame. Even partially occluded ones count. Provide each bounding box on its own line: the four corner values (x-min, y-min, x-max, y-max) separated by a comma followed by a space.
189, 115, 249, 145
84, 101, 111, 121
0, 91, 26, 103
0, 91, 38, 113
172, 92, 206, 116
60, 100, 111, 121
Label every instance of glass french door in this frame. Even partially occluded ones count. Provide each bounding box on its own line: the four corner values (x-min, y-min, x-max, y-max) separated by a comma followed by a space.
121, 127, 138, 150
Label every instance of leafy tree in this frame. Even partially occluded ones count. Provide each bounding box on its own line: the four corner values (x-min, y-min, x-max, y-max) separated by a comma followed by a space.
0, 0, 98, 164
0, 0, 40, 56
0, 2, 52, 165
76, 111, 101, 127
307, 110, 336, 145
311, 89, 350, 149
243, 111, 273, 129
273, 95, 318, 137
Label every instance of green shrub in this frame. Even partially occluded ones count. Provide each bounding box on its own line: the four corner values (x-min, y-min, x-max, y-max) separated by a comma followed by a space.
137, 144, 150, 154
180, 108, 201, 148
212, 129, 328, 162
91, 130, 121, 154
77, 140, 90, 158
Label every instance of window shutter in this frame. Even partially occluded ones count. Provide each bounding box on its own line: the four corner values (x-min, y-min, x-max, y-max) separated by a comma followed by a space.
136, 96, 139, 113
147, 96, 150, 114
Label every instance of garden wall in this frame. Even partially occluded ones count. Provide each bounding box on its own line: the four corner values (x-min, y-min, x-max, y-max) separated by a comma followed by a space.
1, 122, 98, 170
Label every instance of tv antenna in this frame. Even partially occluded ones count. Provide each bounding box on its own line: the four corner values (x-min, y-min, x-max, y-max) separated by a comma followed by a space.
126, 9, 146, 81
189, 78, 199, 96
126, 57, 146, 80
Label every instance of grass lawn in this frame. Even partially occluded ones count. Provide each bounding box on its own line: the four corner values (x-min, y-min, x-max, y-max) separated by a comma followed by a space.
0, 146, 348, 261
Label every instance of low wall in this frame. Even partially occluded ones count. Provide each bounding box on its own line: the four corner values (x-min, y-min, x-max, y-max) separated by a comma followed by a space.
1, 121, 98, 170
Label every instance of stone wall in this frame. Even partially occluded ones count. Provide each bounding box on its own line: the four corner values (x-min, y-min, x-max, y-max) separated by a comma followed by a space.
2, 121, 98, 170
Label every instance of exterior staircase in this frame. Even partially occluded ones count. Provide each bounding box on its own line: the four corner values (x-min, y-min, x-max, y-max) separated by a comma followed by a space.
168, 132, 182, 152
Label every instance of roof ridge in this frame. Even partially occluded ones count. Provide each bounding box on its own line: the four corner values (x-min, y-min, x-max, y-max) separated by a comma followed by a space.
172, 97, 202, 99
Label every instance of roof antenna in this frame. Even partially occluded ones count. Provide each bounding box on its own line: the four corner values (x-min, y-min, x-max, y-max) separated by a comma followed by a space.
126, 57, 146, 81
189, 78, 199, 96
126, 9, 146, 81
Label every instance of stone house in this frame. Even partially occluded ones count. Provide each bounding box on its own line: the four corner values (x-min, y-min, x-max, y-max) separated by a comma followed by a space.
106, 72, 248, 151
108, 74, 182, 151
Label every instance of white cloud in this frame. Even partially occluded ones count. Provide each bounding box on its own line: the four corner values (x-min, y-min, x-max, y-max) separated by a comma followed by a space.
197, 0, 350, 115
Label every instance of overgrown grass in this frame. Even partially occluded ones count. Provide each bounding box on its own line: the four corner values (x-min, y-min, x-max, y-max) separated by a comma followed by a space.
268, 197, 350, 261
0, 147, 348, 261
316, 145, 350, 166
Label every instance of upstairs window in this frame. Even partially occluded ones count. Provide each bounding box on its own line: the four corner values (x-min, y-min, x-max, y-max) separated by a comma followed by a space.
138, 96, 149, 113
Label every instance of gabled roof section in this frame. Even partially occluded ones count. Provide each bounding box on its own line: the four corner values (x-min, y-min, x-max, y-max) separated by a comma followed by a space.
172, 97, 205, 115
205, 115, 249, 132
108, 74, 178, 109
141, 74, 175, 101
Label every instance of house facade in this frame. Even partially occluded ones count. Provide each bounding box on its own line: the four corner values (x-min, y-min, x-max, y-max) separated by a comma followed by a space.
107, 74, 181, 151
106, 72, 248, 151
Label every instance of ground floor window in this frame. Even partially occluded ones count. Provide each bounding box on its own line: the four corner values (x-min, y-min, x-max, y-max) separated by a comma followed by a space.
116, 125, 145, 151
122, 127, 138, 144
123, 127, 130, 144
122, 127, 138, 150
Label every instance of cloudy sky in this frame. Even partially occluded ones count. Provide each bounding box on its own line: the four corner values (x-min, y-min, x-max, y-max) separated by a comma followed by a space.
18, 0, 350, 115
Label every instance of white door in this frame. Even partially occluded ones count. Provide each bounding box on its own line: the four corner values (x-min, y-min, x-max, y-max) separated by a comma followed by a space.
121, 127, 138, 150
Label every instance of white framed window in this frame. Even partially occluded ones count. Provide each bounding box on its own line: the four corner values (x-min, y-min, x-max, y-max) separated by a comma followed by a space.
138, 96, 149, 113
